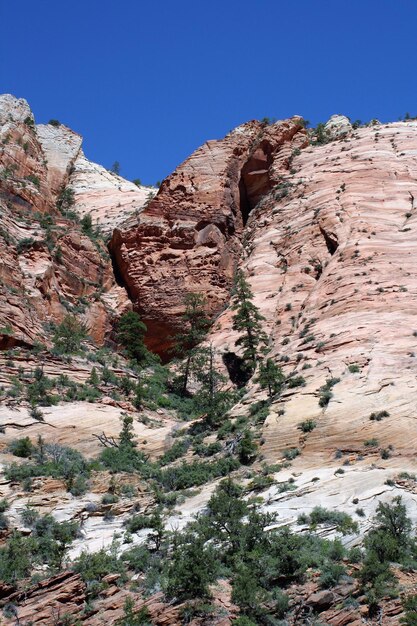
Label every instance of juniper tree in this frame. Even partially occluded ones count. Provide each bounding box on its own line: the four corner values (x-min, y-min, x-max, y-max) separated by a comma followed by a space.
231, 270, 267, 372
173, 293, 210, 396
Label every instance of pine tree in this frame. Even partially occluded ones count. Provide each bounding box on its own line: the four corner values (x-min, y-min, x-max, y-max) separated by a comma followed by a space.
173, 293, 210, 396
194, 343, 234, 427
119, 413, 136, 449
231, 270, 267, 372
117, 311, 150, 365
88, 366, 99, 387
52, 314, 88, 354
133, 378, 144, 409
257, 358, 284, 397
237, 430, 258, 464
111, 161, 121, 175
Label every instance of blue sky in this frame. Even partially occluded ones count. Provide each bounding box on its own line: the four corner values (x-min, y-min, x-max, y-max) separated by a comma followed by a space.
1, 0, 416, 184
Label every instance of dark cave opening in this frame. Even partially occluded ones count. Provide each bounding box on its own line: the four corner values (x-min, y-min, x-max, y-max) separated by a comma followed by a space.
238, 141, 274, 227
319, 226, 339, 255
238, 176, 252, 226
223, 351, 252, 388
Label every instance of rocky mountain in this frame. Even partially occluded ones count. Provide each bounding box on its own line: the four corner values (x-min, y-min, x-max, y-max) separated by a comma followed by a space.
1, 94, 417, 625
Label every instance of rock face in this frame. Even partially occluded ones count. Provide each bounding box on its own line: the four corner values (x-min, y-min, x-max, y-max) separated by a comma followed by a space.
204, 119, 417, 486
324, 113, 352, 139
0, 94, 150, 347
69, 151, 155, 235
110, 118, 308, 355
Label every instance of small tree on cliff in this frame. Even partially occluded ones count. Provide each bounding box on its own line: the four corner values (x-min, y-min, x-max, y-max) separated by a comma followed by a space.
173, 293, 210, 396
194, 343, 235, 427
231, 270, 267, 373
257, 358, 285, 398
117, 311, 151, 365
53, 315, 88, 354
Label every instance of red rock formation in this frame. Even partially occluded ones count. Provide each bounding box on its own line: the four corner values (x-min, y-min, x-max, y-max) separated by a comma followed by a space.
110, 118, 308, 355
0, 94, 135, 348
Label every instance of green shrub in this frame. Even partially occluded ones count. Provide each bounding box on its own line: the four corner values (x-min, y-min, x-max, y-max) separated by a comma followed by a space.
319, 562, 346, 588
370, 410, 389, 421
100, 446, 148, 473
156, 457, 240, 491
9, 437, 34, 458
159, 439, 191, 466
287, 375, 306, 388
25, 174, 40, 189
299, 419, 316, 433
299, 507, 358, 535
75, 545, 126, 594
0, 515, 79, 582
194, 441, 222, 457
318, 377, 340, 407
101, 493, 119, 505
401, 594, 417, 625
248, 474, 275, 492
5, 441, 90, 494
283, 447, 300, 461
16, 237, 35, 254
237, 430, 258, 464
21, 506, 40, 527
115, 598, 152, 626
348, 364, 360, 373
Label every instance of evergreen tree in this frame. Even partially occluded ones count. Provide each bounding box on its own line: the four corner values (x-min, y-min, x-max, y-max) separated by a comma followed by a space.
194, 343, 234, 427
173, 293, 210, 396
52, 315, 88, 354
89, 366, 99, 387
119, 413, 136, 449
133, 378, 144, 409
257, 358, 284, 397
117, 311, 150, 365
166, 531, 219, 600
237, 430, 258, 465
111, 161, 121, 175
231, 270, 267, 372
80, 213, 93, 235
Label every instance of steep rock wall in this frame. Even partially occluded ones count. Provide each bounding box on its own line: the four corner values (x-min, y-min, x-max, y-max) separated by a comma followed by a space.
110, 118, 308, 355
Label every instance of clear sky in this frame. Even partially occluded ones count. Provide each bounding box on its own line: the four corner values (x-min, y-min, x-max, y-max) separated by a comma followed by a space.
1, 0, 416, 184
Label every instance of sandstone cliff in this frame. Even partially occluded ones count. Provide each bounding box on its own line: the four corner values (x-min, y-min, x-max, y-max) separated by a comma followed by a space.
0, 94, 152, 348
110, 117, 308, 355
2, 96, 417, 625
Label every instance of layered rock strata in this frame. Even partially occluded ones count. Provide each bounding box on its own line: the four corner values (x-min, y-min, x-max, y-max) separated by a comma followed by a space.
110, 117, 308, 354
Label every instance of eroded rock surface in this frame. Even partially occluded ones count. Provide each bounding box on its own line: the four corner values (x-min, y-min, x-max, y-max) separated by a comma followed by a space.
110, 118, 308, 354
0, 94, 140, 348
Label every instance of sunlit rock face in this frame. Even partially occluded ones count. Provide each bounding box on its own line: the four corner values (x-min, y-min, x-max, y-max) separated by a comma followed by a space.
110, 117, 308, 355
0, 94, 142, 348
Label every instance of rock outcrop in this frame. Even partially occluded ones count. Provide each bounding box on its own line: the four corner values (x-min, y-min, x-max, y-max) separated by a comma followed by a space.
324, 113, 352, 139
110, 118, 308, 355
0, 94, 152, 347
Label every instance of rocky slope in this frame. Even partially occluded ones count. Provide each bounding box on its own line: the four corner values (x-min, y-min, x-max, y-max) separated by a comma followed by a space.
2, 95, 417, 624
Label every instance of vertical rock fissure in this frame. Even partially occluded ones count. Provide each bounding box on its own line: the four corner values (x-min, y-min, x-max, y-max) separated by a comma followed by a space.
319, 225, 338, 255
